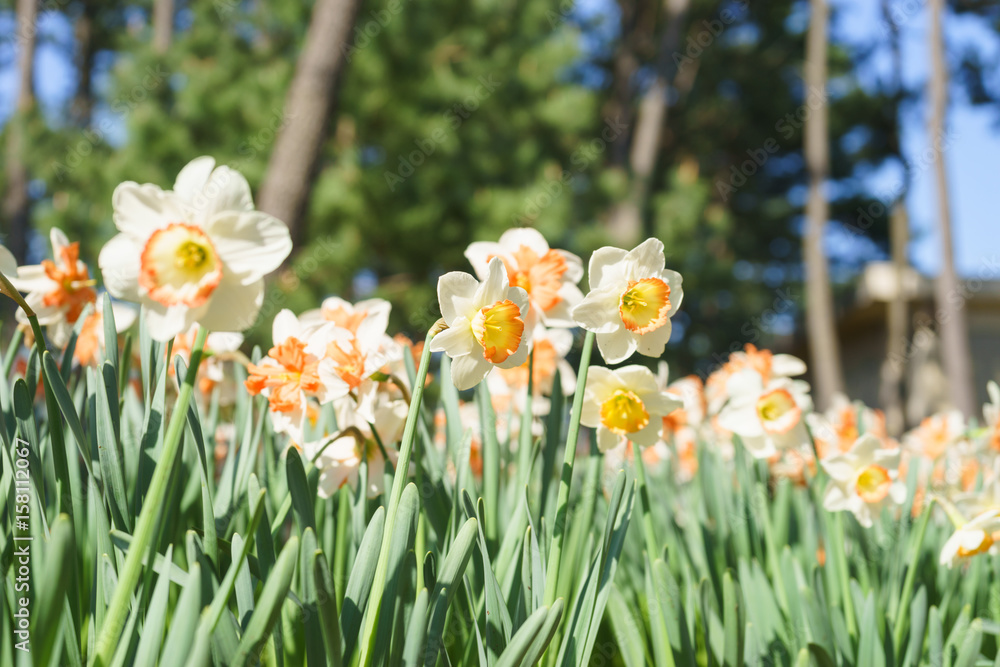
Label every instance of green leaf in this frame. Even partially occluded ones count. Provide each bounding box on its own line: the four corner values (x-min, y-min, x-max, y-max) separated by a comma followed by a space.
314, 549, 344, 667
159, 563, 204, 667
341, 506, 386, 661
402, 588, 430, 667
425, 517, 480, 666
31, 514, 75, 667
133, 546, 175, 667
231, 536, 300, 666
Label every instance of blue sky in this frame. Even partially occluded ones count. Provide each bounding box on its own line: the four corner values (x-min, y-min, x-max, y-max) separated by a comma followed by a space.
1, 2, 999, 278
836, 0, 1000, 278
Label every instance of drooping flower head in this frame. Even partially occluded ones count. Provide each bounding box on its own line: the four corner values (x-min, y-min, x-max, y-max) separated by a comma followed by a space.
10, 228, 98, 346
465, 228, 583, 329
431, 257, 531, 391
572, 238, 683, 364
820, 433, 906, 528
99, 156, 292, 341
581, 365, 682, 452
939, 508, 1000, 568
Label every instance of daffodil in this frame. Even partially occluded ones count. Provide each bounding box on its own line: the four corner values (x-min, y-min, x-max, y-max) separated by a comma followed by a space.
9, 228, 97, 347
74, 302, 139, 367
305, 393, 408, 498
581, 365, 682, 452
716, 369, 812, 459
465, 228, 583, 328
244, 309, 347, 444
572, 238, 683, 364
99, 156, 292, 341
705, 343, 805, 415
939, 508, 1000, 568
431, 257, 531, 391
820, 433, 905, 528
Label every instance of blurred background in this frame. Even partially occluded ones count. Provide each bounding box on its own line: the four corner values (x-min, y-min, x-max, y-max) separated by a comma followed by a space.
1, 0, 999, 434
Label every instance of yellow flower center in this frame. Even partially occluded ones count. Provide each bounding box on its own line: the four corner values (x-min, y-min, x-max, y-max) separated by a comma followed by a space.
600, 389, 650, 435
471, 299, 524, 364
619, 278, 671, 334
756, 388, 801, 435
854, 464, 891, 503
139, 223, 222, 308
176, 240, 209, 270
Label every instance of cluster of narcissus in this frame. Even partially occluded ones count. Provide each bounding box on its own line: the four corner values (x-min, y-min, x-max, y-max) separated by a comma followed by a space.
3, 157, 1000, 666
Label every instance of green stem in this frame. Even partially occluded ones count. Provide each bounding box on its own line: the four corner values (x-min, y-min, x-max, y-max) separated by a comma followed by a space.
832, 511, 858, 638
892, 502, 933, 655
632, 445, 659, 559
543, 330, 594, 607
358, 328, 436, 667
91, 326, 208, 667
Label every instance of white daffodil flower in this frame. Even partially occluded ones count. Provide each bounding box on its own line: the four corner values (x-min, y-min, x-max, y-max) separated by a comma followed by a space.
571, 238, 683, 364
939, 508, 1000, 568
10, 228, 97, 347
99, 156, 292, 341
716, 369, 812, 459
431, 257, 531, 391
465, 228, 583, 329
580, 365, 682, 452
820, 433, 906, 528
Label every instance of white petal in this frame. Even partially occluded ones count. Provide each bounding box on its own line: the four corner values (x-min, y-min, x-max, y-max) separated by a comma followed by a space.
429, 319, 476, 357
571, 288, 619, 334
450, 353, 493, 391
820, 455, 857, 482
272, 309, 301, 344
188, 165, 254, 218
823, 483, 852, 511
208, 211, 292, 283
464, 242, 503, 280
772, 354, 807, 377
437, 271, 479, 323
624, 238, 665, 279
738, 434, 774, 458
630, 421, 660, 447
614, 365, 659, 394
50, 227, 69, 254
660, 268, 684, 317
0, 244, 16, 276
595, 329, 636, 365
718, 403, 764, 438
596, 426, 622, 452
172, 156, 216, 202
197, 273, 264, 333
112, 182, 191, 241
588, 246, 628, 290
558, 249, 584, 284
99, 234, 142, 302
143, 303, 192, 342
499, 227, 549, 255
476, 257, 509, 306
635, 319, 672, 359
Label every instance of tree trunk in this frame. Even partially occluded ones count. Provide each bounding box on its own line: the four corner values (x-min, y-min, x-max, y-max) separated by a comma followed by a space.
257, 0, 362, 251
152, 0, 174, 54
802, 0, 844, 411
878, 0, 909, 436
927, 0, 975, 416
72, 0, 95, 126
606, 0, 689, 246
3, 0, 38, 264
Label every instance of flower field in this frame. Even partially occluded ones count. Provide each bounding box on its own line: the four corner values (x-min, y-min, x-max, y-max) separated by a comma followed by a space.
2, 157, 1000, 667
